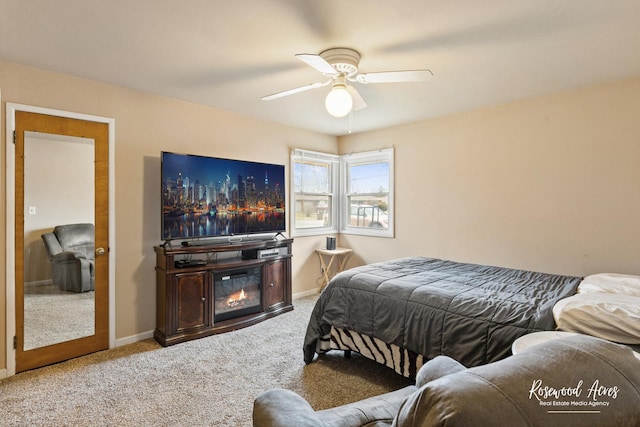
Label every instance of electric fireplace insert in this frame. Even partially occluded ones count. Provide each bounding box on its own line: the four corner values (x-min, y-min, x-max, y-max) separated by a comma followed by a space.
214, 266, 262, 322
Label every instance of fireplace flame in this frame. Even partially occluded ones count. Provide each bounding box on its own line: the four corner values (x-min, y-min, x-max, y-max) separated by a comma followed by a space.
227, 288, 247, 308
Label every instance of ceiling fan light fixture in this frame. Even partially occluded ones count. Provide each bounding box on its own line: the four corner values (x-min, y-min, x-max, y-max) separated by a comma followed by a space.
263, 46, 432, 118
325, 83, 353, 117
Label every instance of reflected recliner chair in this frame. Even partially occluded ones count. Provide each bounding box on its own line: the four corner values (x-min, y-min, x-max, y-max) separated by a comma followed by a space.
41, 223, 95, 293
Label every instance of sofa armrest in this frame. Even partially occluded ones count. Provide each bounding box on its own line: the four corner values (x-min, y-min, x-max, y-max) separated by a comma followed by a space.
315, 385, 416, 426
52, 250, 89, 262
253, 389, 322, 427
41, 232, 63, 260
254, 386, 418, 427
415, 356, 466, 388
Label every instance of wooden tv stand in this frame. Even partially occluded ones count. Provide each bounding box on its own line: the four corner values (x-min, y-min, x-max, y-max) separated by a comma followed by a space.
154, 238, 293, 346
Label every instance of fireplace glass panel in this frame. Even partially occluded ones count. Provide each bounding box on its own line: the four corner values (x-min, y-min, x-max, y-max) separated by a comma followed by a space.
214, 266, 262, 322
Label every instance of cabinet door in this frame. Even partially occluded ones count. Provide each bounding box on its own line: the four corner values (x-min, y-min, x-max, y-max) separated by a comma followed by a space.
264, 259, 285, 310
174, 271, 210, 333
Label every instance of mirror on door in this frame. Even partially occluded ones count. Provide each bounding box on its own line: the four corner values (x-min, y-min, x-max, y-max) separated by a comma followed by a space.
23, 131, 96, 351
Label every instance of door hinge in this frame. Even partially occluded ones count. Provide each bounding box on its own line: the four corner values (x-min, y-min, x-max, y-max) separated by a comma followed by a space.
13, 336, 17, 350
13, 130, 16, 144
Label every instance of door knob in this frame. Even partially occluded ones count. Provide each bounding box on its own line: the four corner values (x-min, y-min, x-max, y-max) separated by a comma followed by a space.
96, 247, 106, 256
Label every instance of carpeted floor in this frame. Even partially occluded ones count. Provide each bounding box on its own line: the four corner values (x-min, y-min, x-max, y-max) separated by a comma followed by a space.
0, 294, 413, 426
24, 283, 95, 350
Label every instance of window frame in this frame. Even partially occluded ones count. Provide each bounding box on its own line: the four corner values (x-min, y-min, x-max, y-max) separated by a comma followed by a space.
340, 148, 394, 238
290, 149, 340, 237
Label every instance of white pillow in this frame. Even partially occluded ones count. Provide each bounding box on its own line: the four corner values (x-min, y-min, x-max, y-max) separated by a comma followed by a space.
578, 273, 640, 297
553, 293, 640, 344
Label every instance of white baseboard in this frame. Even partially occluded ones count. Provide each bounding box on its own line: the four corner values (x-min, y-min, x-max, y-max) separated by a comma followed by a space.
115, 330, 155, 347
0, 368, 7, 380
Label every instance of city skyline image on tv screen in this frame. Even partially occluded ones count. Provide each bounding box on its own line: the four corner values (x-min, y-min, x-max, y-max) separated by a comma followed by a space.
161, 152, 286, 241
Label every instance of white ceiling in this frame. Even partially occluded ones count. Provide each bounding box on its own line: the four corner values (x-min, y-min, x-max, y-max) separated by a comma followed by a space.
2, 0, 640, 136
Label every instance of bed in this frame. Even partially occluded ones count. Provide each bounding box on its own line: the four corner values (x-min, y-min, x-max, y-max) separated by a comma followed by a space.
303, 256, 582, 378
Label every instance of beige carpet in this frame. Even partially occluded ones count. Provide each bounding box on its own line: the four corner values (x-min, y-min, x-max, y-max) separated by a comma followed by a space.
23, 283, 95, 350
0, 295, 412, 426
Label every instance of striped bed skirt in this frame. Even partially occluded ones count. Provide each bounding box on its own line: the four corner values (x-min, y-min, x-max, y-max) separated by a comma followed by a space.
317, 326, 427, 379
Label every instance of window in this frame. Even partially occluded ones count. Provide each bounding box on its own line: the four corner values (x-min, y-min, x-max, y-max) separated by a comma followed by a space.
291, 147, 394, 238
290, 149, 339, 236
341, 148, 394, 237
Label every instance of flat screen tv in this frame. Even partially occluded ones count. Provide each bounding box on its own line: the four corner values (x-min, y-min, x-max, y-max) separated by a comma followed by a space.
161, 151, 286, 242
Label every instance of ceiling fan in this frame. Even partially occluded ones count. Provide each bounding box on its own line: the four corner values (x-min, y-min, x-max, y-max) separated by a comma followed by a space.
261, 47, 433, 117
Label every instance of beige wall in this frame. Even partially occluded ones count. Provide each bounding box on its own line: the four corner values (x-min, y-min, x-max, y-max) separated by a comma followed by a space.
339, 76, 640, 278
0, 61, 336, 371
3, 59, 640, 374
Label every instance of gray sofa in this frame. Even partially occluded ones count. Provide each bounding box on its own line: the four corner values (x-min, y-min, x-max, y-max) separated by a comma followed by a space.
41, 223, 95, 293
253, 335, 640, 426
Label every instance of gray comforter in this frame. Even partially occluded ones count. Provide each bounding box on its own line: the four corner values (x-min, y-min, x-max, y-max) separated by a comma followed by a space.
303, 257, 581, 368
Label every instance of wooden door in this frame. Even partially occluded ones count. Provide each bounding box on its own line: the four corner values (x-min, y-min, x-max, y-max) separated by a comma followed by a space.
15, 111, 109, 372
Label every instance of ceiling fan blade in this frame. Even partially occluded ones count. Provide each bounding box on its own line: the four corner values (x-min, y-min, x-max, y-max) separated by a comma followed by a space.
261, 81, 326, 101
295, 53, 338, 75
347, 86, 368, 111
357, 69, 433, 84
